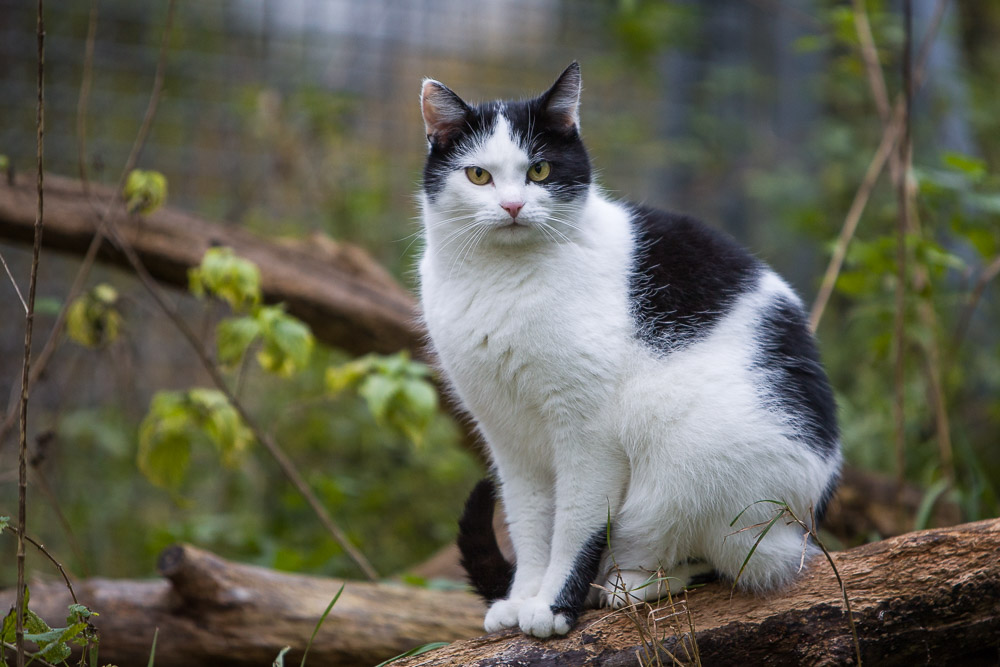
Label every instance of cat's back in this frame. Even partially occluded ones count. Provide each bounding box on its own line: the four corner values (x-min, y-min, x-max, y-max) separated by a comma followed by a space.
627, 205, 764, 351
624, 203, 839, 460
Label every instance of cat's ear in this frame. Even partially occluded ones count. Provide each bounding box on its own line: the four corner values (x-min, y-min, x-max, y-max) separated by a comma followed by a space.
421, 79, 470, 147
540, 61, 582, 131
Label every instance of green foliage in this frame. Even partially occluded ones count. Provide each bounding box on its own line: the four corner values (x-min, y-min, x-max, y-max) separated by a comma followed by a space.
123, 169, 168, 215
137, 389, 253, 491
326, 352, 438, 446
0, 588, 99, 666
188, 247, 261, 313
191, 247, 314, 376
66, 283, 122, 348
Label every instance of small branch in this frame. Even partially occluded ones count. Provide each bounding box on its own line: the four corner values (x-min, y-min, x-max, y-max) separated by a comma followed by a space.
3, 525, 80, 606
952, 253, 1000, 351
0, 249, 28, 313
852, 0, 890, 124
892, 0, 913, 494
16, 3, 46, 665
75, 0, 99, 196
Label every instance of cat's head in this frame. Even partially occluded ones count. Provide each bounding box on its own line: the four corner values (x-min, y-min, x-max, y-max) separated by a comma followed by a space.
419, 62, 591, 247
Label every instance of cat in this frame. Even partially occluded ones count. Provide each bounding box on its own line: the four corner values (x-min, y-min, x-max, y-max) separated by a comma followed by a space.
417, 62, 841, 638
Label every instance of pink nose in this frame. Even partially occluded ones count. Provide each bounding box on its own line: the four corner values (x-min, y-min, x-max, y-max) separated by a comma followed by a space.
500, 201, 524, 219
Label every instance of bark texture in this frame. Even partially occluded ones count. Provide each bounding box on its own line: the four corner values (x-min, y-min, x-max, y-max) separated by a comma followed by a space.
398, 518, 1000, 666
0, 544, 485, 667
0, 172, 420, 356
2, 522, 998, 666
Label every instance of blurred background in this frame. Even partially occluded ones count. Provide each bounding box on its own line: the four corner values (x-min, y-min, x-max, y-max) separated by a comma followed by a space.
0, 0, 998, 585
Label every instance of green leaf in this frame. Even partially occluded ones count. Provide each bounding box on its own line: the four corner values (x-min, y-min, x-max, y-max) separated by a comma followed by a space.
399, 378, 437, 418
324, 358, 370, 394
188, 247, 261, 312
358, 374, 398, 424
216, 316, 261, 366
124, 169, 168, 215
273, 646, 290, 667
2, 607, 15, 643
0, 515, 8, 532
188, 389, 254, 467
66, 284, 123, 348
942, 152, 987, 182
147, 627, 159, 667
254, 306, 314, 376
300, 585, 343, 667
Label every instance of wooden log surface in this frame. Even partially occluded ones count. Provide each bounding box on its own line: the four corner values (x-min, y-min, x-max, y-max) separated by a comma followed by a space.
0, 544, 485, 667
3, 521, 998, 666
397, 518, 1000, 666
0, 172, 421, 357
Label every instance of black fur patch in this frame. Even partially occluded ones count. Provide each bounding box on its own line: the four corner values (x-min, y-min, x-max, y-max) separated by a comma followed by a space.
457, 478, 514, 603
628, 206, 763, 351
755, 296, 840, 459
550, 527, 607, 624
422, 99, 591, 204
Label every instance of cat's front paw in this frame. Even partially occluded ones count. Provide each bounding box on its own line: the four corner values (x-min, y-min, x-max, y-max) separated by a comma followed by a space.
517, 596, 573, 638
484, 598, 522, 633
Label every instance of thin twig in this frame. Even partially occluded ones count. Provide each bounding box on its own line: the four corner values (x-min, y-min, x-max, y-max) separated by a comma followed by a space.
1, 642, 59, 667
952, 253, 1000, 351
16, 3, 46, 666
3, 525, 80, 606
852, 0, 891, 123
0, 249, 28, 313
0, 0, 176, 453
76, 0, 99, 196
892, 0, 912, 494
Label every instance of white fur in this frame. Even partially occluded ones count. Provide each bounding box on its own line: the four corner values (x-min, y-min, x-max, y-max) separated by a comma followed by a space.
419, 112, 840, 638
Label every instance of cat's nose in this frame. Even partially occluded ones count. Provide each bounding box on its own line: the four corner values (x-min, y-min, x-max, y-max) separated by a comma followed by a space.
500, 201, 524, 219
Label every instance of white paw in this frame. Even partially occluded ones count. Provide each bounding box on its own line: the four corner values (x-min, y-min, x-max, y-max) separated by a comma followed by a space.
484, 598, 522, 633
517, 596, 572, 638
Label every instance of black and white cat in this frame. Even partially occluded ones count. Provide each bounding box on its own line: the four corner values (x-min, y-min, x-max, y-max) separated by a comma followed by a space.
417, 62, 841, 638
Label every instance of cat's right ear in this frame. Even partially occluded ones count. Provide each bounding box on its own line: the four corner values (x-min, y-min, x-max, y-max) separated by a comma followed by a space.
421, 79, 470, 148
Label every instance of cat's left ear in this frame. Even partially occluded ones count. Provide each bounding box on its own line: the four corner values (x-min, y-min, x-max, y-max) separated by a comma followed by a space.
540, 61, 582, 131
421, 79, 471, 147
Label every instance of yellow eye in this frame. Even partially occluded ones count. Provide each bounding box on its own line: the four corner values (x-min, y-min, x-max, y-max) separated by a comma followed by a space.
527, 161, 551, 182
465, 166, 492, 185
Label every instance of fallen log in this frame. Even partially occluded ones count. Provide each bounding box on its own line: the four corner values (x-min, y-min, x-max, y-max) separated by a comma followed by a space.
4, 521, 998, 666
0, 172, 421, 357
398, 518, 1000, 666
0, 543, 485, 667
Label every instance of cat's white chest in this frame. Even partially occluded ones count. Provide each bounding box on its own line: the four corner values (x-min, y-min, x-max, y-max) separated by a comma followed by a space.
420, 205, 634, 435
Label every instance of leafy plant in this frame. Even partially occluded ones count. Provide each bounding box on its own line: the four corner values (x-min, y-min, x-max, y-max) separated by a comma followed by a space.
0, 587, 99, 666
190, 247, 314, 376
326, 352, 438, 446
137, 388, 253, 491
123, 169, 168, 215
65, 283, 122, 348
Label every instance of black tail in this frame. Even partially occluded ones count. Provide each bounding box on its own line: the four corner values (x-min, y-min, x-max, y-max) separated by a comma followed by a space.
457, 477, 514, 603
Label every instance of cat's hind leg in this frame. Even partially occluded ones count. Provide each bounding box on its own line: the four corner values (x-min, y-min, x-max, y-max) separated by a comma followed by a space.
598, 560, 715, 609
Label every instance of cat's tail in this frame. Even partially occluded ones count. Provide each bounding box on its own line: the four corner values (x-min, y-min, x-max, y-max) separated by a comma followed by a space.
457, 477, 514, 603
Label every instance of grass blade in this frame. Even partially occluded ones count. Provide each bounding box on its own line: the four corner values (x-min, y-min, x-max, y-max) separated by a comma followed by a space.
300, 584, 344, 667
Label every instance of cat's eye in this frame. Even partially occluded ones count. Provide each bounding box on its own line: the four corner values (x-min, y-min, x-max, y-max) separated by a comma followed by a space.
466, 166, 492, 186
527, 161, 551, 182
